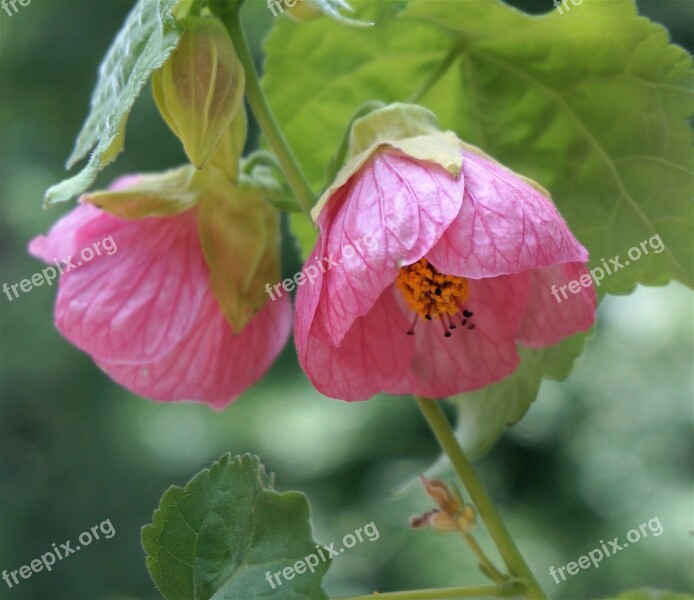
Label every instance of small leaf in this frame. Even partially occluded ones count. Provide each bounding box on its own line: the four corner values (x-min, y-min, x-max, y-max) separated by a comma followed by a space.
44, 0, 184, 206
142, 453, 329, 600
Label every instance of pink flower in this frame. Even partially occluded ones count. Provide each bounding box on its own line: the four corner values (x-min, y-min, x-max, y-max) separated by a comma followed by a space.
29, 176, 291, 408
295, 148, 596, 401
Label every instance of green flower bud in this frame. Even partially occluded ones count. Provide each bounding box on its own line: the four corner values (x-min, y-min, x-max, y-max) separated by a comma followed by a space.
209, 104, 248, 182
195, 167, 283, 332
152, 16, 245, 169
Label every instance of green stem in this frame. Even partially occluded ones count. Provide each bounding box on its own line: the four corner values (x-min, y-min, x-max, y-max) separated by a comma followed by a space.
462, 531, 507, 583
220, 6, 316, 219
415, 397, 549, 600
336, 582, 525, 600
243, 150, 284, 176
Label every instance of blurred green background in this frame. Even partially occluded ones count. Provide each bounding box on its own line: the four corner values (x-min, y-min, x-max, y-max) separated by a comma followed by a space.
1, 1, 692, 599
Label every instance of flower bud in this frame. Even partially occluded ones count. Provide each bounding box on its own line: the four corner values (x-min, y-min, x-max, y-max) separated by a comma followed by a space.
152, 16, 245, 169
420, 475, 461, 515
195, 167, 283, 332
209, 104, 248, 181
458, 504, 477, 532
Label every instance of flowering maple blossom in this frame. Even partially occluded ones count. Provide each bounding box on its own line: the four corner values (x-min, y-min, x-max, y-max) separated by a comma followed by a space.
295, 146, 596, 401
29, 175, 291, 408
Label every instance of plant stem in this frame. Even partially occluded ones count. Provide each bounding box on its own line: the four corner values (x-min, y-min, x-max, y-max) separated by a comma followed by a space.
462, 531, 506, 583
221, 8, 316, 219
415, 397, 549, 600
336, 582, 525, 600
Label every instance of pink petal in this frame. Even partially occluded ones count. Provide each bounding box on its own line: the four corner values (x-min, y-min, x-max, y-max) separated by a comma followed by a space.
427, 151, 588, 278
515, 262, 596, 348
298, 284, 415, 401
294, 243, 325, 367
108, 174, 142, 192
394, 273, 531, 398
314, 151, 463, 346
51, 208, 208, 363
29, 203, 104, 263
97, 291, 292, 407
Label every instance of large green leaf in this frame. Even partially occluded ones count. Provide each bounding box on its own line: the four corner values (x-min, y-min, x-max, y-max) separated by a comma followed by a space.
142, 454, 329, 600
263, 0, 693, 454
43, 0, 184, 206
405, 0, 693, 293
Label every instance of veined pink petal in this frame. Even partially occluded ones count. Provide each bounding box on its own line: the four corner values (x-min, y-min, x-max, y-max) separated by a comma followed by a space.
294, 243, 325, 366
392, 273, 531, 398
29, 203, 104, 263
427, 151, 587, 278
516, 262, 596, 348
299, 284, 414, 401
314, 151, 463, 346
50, 208, 208, 363
97, 290, 292, 407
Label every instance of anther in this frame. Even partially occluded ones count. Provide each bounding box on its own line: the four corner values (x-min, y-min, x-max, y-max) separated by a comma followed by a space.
440, 319, 451, 338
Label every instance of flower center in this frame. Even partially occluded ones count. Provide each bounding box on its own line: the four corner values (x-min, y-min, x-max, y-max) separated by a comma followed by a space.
395, 258, 475, 337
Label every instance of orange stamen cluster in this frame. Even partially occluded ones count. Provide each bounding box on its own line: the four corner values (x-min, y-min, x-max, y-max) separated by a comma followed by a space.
396, 258, 469, 319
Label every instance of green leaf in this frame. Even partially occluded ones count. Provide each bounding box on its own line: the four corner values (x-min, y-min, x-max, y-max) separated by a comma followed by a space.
450, 334, 588, 458
308, 0, 373, 27
404, 0, 694, 293
289, 211, 320, 259
603, 589, 694, 600
44, 0, 184, 206
263, 0, 693, 453
142, 453, 329, 600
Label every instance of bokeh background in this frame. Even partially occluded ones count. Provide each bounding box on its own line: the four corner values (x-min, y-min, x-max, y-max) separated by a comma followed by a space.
1, 0, 692, 599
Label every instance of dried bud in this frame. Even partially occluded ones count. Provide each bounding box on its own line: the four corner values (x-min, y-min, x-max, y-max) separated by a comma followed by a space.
458, 504, 477, 532
410, 509, 439, 529
152, 16, 245, 169
420, 475, 460, 515
410, 509, 460, 534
